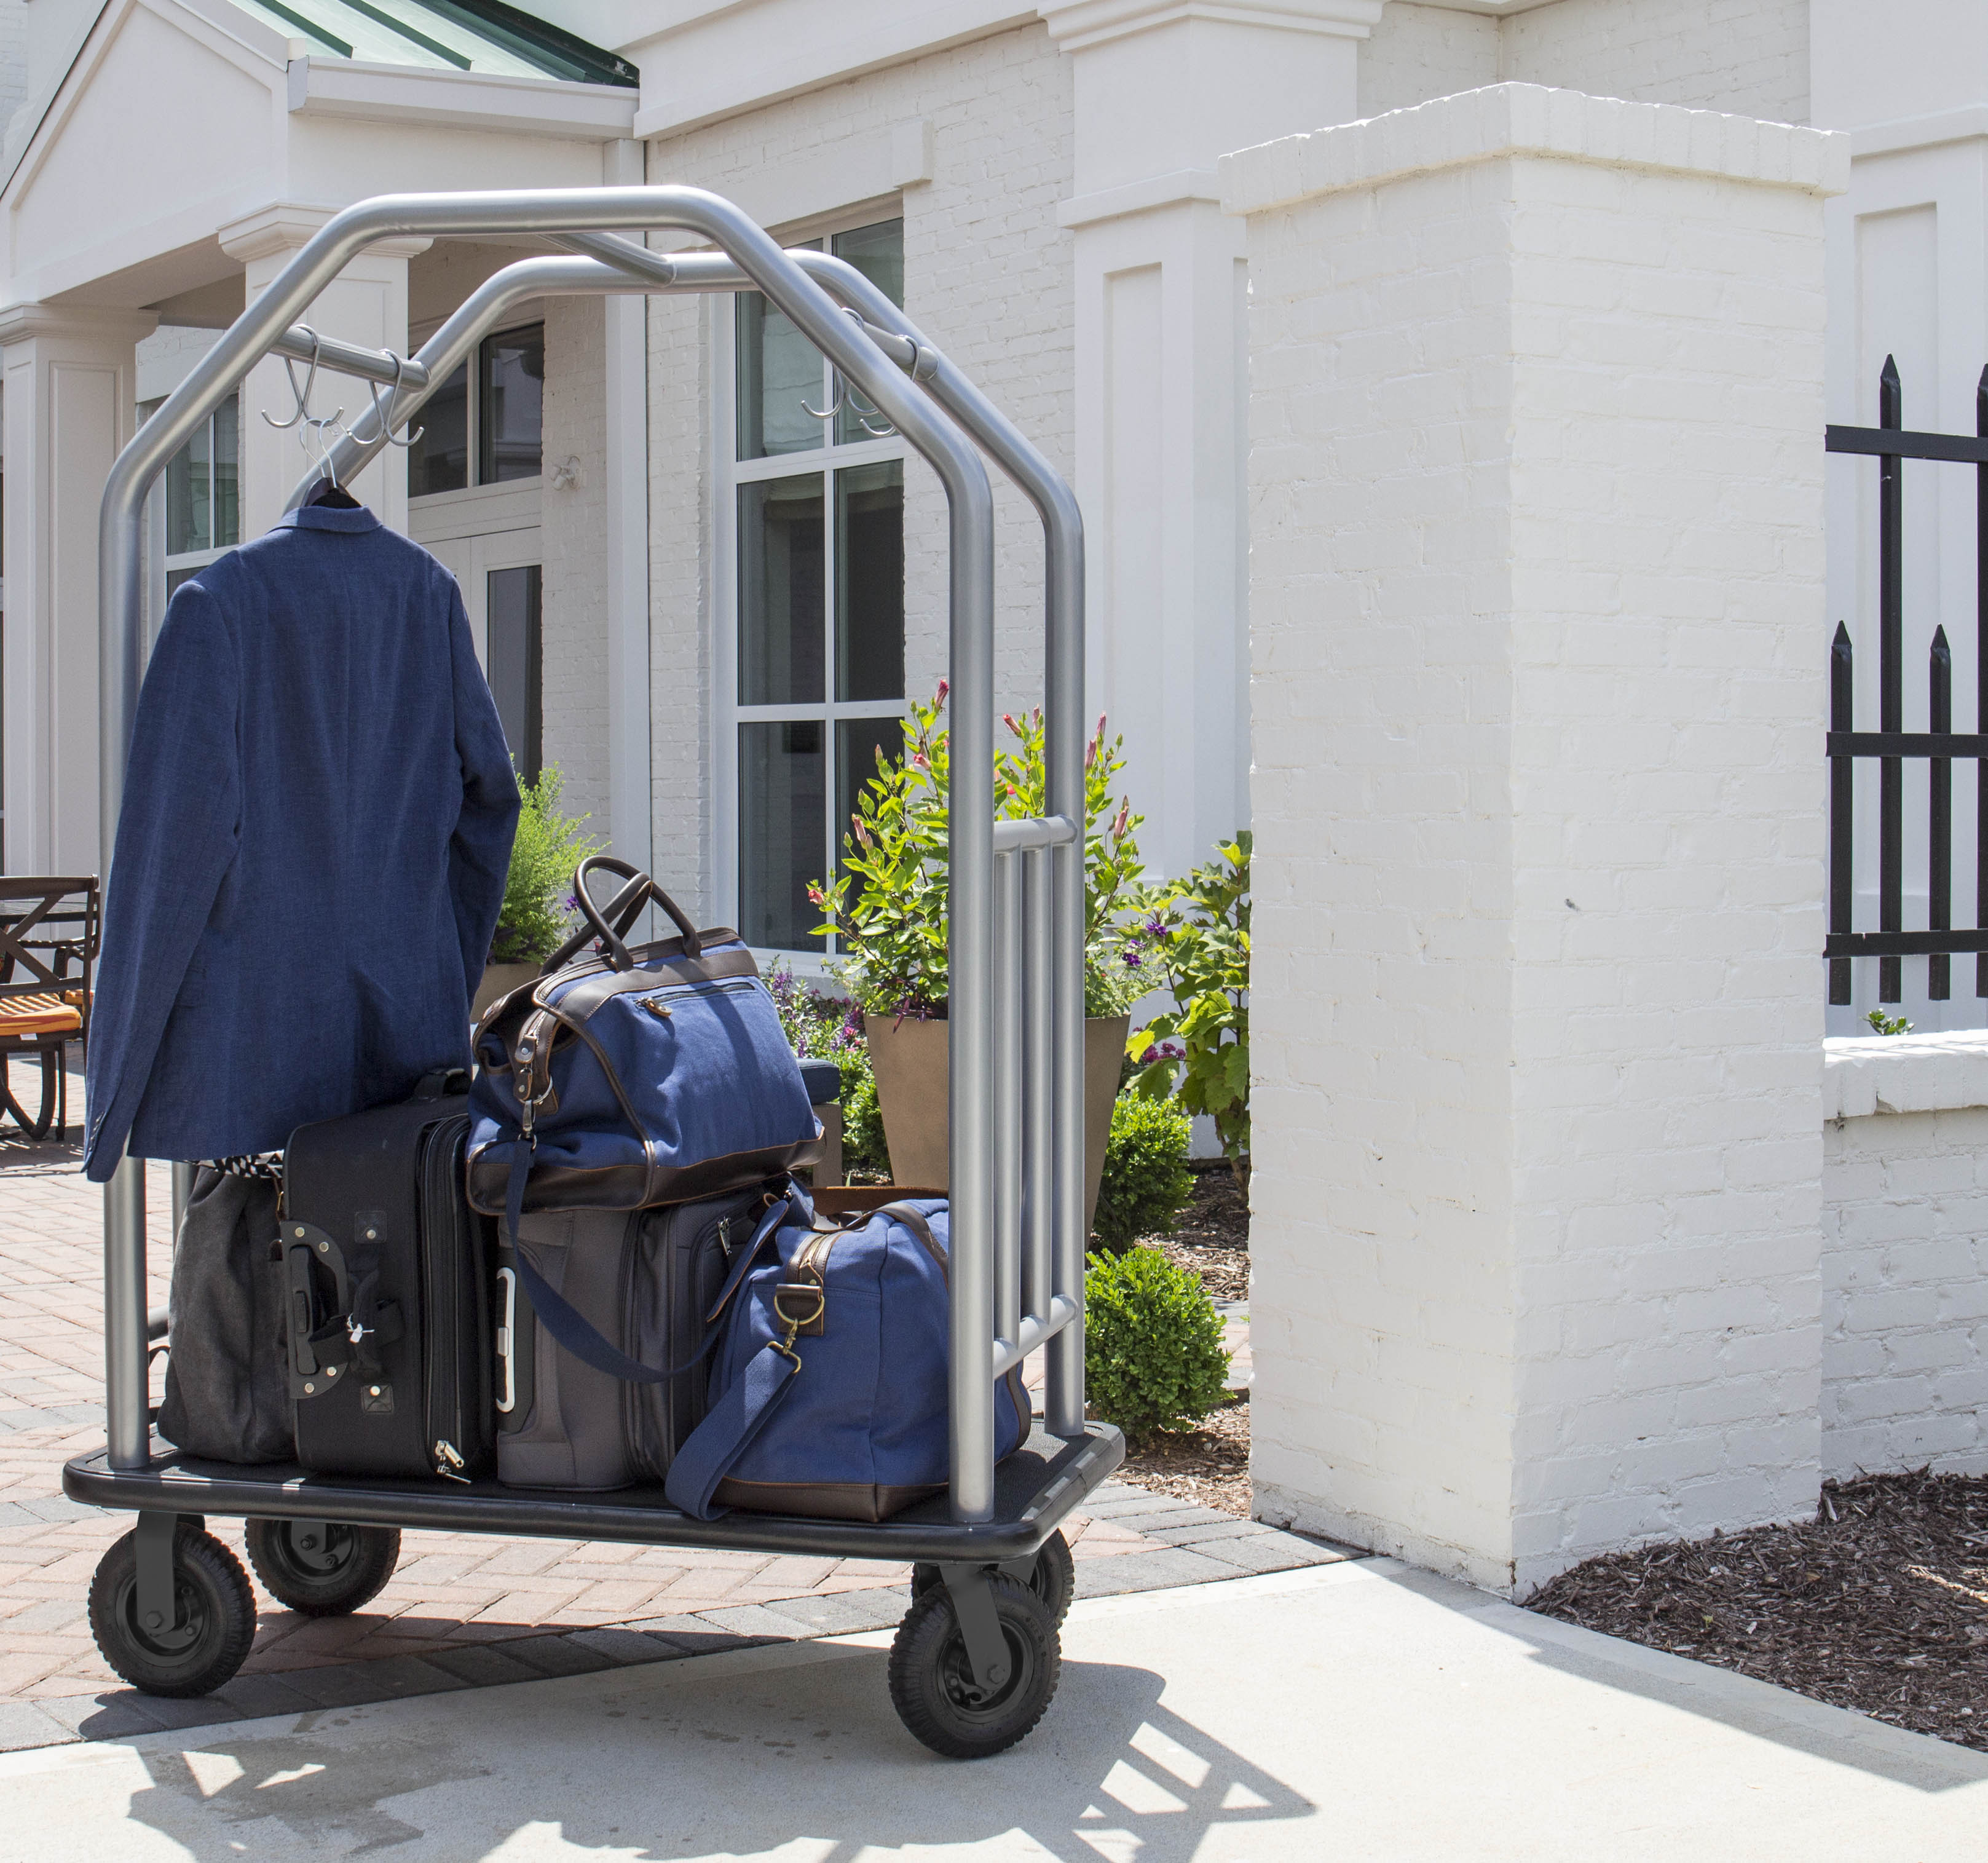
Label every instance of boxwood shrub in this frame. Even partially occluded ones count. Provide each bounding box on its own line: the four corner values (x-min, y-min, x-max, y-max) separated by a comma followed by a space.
1083, 1245, 1230, 1439
1092, 1093, 1195, 1251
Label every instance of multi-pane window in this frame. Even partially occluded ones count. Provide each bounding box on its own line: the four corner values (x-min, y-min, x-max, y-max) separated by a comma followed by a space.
726, 218, 907, 952
162, 395, 240, 599
408, 322, 545, 497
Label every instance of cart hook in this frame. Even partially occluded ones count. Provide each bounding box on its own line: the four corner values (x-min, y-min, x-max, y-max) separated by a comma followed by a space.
368, 351, 424, 451
800, 309, 896, 437
262, 328, 325, 432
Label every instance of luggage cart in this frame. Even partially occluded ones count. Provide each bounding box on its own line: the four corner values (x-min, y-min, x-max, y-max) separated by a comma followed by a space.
63, 188, 1123, 1760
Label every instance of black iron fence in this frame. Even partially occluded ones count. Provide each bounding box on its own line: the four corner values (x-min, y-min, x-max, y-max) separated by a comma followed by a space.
1826, 355, 1988, 1006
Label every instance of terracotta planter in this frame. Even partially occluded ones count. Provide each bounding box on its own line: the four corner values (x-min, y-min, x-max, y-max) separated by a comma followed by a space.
864, 1012, 1130, 1235
471, 961, 539, 1022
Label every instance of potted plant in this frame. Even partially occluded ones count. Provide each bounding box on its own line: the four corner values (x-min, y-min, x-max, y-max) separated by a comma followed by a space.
474, 764, 602, 1019
810, 685, 1145, 1224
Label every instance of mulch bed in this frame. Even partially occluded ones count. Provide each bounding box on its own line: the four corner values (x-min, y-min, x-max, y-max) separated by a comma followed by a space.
1114, 1167, 1253, 1518
1528, 1469, 1988, 1751
1119, 1399, 1252, 1518
1150, 1164, 1250, 1299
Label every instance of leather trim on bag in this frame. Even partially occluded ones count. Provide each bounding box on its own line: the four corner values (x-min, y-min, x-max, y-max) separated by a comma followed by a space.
466, 1136, 823, 1216
553, 948, 762, 1022
709, 1476, 943, 1522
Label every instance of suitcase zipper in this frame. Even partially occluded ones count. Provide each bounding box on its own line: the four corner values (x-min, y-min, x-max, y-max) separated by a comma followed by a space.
630, 978, 759, 1016
420, 1117, 473, 1479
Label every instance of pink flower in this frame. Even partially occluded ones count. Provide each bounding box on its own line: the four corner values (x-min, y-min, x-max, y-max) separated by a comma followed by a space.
910, 751, 930, 772
935, 679, 950, 703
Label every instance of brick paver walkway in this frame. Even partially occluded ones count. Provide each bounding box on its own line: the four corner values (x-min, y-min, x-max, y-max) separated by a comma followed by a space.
0, 1080, 1339, 1752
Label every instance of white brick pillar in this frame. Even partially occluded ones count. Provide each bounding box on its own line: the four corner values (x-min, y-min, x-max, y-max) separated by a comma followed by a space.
218, 204, 429, 542
0, 301, 156, 874
1225, 85, 1849, 1595
1042, 0, 1383, 881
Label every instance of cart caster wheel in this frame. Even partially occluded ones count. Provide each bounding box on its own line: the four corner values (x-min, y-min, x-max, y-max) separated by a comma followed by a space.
87, 1524, 256, 1699
888, 1572, 1059, 1759
245, 1520, 400, 1618
912, 1528, 1074, 1628
1022, 1530, 1075, 1628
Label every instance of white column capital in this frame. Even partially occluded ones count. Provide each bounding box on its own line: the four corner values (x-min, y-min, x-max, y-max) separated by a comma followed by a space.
1039, 0, 1383, 54
0, 301, 157, 349
218, 201, 432, 264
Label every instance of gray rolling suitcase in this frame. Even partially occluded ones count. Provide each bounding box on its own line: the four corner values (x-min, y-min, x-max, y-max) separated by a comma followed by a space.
494, 1185, 776, 1490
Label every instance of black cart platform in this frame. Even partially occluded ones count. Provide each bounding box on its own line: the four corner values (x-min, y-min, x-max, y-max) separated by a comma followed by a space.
65, 1423, 1124, 1565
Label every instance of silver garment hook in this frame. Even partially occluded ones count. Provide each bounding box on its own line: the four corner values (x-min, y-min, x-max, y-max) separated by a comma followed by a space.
800, 366, 845, 422
262, 327, 323, 432
801, 306, 893, 427
848, 380, 896, 439
370, 351, 424, 451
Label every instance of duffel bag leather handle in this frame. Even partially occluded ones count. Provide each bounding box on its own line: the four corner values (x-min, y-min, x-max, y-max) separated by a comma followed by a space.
546, 855, 703, 973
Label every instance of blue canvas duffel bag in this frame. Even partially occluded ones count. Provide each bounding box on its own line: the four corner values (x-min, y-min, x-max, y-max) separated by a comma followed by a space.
465, 857, 821, 1225
664, 1187, 1031, 1522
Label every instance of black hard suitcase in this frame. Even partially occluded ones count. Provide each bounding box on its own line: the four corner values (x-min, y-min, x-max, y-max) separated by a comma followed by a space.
282, 1072, 495, 1482
495, 1187, 772, 1490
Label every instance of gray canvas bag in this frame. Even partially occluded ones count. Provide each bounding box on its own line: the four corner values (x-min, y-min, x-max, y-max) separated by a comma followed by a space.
157, 1167, 294, 1463
495, 1185, 773, 1490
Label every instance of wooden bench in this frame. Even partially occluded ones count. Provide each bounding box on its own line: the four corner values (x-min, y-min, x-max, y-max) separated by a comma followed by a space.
0, 877, 99, 1142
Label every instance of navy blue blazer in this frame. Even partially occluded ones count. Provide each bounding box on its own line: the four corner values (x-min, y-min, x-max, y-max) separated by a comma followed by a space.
84, 504, 520, 1181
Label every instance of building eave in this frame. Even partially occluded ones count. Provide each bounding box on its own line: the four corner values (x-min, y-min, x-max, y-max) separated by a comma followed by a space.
286, 54, 637, 138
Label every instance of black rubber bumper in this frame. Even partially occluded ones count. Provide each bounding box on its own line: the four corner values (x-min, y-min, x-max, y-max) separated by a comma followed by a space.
63, 1423, 1125, 1565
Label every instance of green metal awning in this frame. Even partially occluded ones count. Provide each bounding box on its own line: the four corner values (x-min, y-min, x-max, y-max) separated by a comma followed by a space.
237, 0, 637, 85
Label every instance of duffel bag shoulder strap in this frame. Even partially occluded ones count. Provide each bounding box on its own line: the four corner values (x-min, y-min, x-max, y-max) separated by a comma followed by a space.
500, 1149, 788, 1386
663, 1206, 875, 1522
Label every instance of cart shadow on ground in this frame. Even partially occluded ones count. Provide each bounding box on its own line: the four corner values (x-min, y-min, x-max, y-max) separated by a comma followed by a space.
114, 1639, 1317, 1860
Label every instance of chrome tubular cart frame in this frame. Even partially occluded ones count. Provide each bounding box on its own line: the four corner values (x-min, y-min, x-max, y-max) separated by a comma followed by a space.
66, 190, 1121, 1681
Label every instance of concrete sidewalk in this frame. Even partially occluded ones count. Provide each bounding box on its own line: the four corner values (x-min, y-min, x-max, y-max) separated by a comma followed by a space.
3, 1559, 1982, 1862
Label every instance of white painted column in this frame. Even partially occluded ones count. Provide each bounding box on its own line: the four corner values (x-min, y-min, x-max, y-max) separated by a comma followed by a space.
218, 204, 428, 542
1228, 86, 1846, 1596
604, 136, 653, 883
1043, 0, 1381, 881
0, 302, 155, 874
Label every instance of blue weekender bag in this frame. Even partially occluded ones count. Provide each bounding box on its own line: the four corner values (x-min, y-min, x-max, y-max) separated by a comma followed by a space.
465, 858, 821, 1223
665, 1186, 1031, 1522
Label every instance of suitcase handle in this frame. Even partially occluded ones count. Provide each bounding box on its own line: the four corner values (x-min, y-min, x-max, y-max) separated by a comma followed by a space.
495, 1265, 518, 1414
281, 1222, 350, 1399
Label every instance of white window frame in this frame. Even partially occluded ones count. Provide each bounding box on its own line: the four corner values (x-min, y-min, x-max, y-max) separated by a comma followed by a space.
712, 212, 910, 963
154, 394, 240, 604
407, 316, 546, 504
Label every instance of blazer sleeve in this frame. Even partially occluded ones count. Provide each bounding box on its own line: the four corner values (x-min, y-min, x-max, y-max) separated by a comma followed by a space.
82, 584, 242, 1182
445, 573, 521, 1006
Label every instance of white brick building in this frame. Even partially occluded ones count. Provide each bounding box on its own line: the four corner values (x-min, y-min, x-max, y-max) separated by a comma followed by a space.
6, 0, 1988, 1593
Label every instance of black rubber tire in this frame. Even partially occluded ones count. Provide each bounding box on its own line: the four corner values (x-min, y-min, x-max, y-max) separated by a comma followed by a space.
87, 1525, 257, 1699
887, 1572, 1059, 1759
912, 1529, 1074, 1628
1025, 1530, 1075, 1628
244, 1519, 400, 1617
